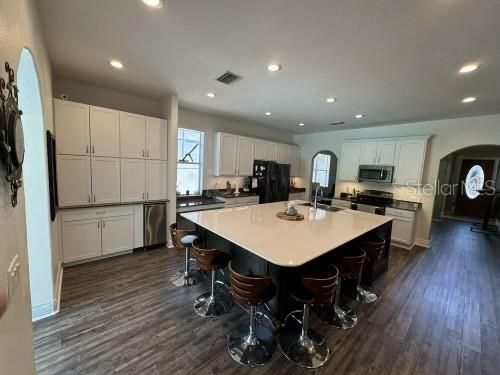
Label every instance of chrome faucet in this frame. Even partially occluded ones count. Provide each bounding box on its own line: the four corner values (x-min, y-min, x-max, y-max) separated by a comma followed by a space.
313, 186, 324, 210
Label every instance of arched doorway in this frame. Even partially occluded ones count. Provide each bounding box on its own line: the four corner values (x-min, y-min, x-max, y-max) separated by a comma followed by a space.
17, 48, 54, 320
309, 150, 338, 202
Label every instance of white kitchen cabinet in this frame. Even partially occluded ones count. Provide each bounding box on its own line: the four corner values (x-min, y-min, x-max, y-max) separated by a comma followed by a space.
54, 99, 90, 155
90, 106, 120, 157
146, 160, 167, 200
377, 141, 396, 165
266, 142, 278, 161
338, 142, 362, 181
121, 159, 146, 202
277, 143, 290, 164
289, 192, 306, 201
101, 215, 135, 255
386, 208, 416, 246
57, 155, 92, 207
289, 145, 301, 176
214, 132, 237, 176
120, 112, 146, 159
394, 139, 427, 186
62, 218, 102, 263
146, 117, 167, 160
236, 136, 255, 176
360, 142, 378, 165
254, 139, 267, 160
91, 157, 121, 204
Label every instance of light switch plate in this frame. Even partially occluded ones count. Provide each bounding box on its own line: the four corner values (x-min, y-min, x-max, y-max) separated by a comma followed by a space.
7, 254, 20, 302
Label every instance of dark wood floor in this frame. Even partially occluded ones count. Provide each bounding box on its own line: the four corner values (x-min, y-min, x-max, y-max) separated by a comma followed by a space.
33, 220, 500, 374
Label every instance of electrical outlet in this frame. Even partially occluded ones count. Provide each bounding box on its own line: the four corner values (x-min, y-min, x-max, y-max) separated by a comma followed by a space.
7, 254, 20, 302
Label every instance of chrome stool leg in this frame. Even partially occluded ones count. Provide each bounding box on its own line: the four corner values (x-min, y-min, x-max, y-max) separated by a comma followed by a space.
357, 285, 378, 304
228, 306, 276, 367
325, 279, 357, 329
279, 304, 330, 369
171, 246, 200, 287
194, 269, 232, 317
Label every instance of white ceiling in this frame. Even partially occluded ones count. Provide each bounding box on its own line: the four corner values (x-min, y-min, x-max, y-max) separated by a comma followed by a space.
37, 0, 500, 133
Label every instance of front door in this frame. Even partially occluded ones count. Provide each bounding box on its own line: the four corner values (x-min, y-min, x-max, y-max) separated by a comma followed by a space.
454, 159, 495, 218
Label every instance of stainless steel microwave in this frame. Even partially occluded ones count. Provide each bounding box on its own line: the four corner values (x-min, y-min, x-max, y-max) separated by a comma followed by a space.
358, 165, 394, 183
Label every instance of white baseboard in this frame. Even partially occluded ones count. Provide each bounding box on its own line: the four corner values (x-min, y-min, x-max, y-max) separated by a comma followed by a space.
32, 263, 63, 322
415, 238, 431, 248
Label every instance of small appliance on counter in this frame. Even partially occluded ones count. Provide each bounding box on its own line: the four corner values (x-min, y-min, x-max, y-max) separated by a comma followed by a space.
253, 160, 290, 203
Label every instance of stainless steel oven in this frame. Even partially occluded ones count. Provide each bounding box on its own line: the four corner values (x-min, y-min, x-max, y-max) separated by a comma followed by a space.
358, 165, 394, 183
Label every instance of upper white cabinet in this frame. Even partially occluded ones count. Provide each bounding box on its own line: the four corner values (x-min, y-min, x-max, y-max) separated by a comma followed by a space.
360, 142, 378, 165
121, 159, 146, 202
277, 144, 290, 164
146, 160, 167, 201
91, 157, 121, 204
289, 145, 300, 176
54, 99, 90, 155
360, 141, 396, 165
89, 106, 120, 157
266, 142, 278, 161
214, 132, 237, 176
120, 112, 146, 159
236, 136, 254, 176
146, 117, 167, 160
338, 142, 362, 181
254, 139, 267, 160
394, 139, 427, 186
57, 155, 92, 207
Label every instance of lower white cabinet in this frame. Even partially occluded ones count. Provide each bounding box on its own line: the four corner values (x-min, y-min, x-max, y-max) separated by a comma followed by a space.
221, 195, 260, 207
61, 206, 138, 263
57, 155, 92, 207
385, 208, 416, 246
146, 160, 167, 201
121, 159, 146, 202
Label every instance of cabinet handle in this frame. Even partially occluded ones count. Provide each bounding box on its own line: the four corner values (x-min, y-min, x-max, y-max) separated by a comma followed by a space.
102, 220, 106, 228
92, 145, 95, 154
146, 192, 149, 200
146, 150, 149, 158
142, 192, 145, 200
98, 220, 100, 229
142, 150, 145, 157
86, 145, 89, 154
88, 194, 91, 203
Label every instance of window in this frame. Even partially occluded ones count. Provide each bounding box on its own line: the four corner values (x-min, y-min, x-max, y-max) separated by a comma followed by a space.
177, 128, 204, 195
465, 165, 484, 199
312, 153, 331, 188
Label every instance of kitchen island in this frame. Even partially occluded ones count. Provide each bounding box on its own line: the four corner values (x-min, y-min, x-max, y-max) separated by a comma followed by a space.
181, 202, 392, 316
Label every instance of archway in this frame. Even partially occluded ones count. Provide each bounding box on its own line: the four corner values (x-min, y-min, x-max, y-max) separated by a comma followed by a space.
17, 48, 54, 320
309, 150, 338, 202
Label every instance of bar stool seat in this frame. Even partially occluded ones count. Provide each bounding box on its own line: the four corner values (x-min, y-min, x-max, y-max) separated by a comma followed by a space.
169, 223, 201, 287
279, 264, 338, 369
180, 234, 198, 247
227, 262, 277, 368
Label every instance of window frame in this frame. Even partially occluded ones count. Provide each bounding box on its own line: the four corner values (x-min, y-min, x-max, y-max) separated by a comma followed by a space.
177, 128, 204, 196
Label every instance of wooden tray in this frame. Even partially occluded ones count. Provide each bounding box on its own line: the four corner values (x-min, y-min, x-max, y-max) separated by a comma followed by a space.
276, 211, 304, 221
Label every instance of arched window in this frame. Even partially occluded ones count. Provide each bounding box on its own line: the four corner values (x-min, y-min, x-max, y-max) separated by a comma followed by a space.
465, 165, 485, 199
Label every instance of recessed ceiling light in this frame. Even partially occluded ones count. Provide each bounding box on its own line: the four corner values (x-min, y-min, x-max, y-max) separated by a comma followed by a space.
459, 64, 479, 74
298, 123, 305, 127
206, 92, 216, 98
462, 97, 477, 103
267, 64, 281, 72
265, 112, 272, 116
355, 114, 365, 119
141, 0, 163, 8
326, 97, 337, 103
109, 60, 124, 70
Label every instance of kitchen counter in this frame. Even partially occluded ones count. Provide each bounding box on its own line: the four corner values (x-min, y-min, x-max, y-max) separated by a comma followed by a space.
176, 196, 225, 213
182, 202, 392, 267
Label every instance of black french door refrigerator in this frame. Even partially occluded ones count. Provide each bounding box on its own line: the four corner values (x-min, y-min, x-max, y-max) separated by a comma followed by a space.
253, 160, 290, 203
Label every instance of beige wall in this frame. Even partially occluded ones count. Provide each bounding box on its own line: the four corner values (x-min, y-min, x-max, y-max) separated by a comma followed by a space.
295, 113, 500, 246
0, 0, 56, 373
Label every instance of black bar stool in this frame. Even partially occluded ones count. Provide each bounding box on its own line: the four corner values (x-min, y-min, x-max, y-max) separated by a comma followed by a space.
358, 238, 385, 303
169, 223, 200, 287
227, 262, 277, 367
191, 241, 232, 317
279, 264, 338, 369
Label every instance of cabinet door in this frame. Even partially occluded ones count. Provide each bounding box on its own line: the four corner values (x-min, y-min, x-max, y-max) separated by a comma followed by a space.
54, 99, 90, 155
62, 219, 101, 262
277, 144, 290, 164
146, 117, 167, 160
394, 140, 426, 186
377, 141, 396, 165
266, 142, 278, 161
120, 112, 146, 159
360, 142, 378, 165
121, 159, 146, 202
387, 216, 414, 245
146, 160, 167, 200
90, 106, 120, 157
101, 215, 135, 255
338, 143, 362, 181
91, 157, 121, 204
254, 139, 267, 160
237, 136, 255, 176
289, 145, 301, 176
57, 155, 92, 207
215, 133, 237, 176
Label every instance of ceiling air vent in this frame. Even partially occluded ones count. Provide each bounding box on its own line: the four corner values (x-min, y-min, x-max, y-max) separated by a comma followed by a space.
216, 71, 242, 85
329, 121, 345, 126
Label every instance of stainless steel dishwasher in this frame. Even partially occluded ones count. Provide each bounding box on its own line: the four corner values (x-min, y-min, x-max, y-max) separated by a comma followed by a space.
144, 202, 167, 248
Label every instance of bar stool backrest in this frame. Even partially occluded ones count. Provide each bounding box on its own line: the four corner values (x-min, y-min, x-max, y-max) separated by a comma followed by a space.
169, 223, 194, 250
361, 238, 385, 263
229, 262, 273, 306
338, 248, 366, 281
302, 264, 339, 307
191, 242, 224, 271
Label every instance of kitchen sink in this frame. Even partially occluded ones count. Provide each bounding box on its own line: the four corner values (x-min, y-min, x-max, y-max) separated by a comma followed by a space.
299, 202, 345, 212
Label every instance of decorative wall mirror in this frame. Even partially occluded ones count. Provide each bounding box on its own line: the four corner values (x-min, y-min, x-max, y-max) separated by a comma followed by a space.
0, 62, 25, 207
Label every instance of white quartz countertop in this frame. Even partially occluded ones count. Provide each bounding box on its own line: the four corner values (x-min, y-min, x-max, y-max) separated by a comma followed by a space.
181, 202, 392, 267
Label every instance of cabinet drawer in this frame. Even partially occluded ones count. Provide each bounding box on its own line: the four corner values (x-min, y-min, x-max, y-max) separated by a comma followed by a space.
61, 206, 135, 222
385, 207, 415, 219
